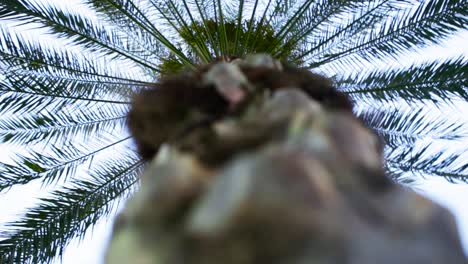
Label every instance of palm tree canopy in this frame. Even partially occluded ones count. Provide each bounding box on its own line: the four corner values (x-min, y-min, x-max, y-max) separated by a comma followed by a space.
0, 0, 466, 263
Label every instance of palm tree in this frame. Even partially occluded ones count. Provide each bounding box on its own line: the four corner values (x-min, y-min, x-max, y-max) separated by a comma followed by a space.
0, 0, 466, 262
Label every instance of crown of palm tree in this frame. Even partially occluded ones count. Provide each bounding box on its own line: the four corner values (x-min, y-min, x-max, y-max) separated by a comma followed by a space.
0, 0, 467, 263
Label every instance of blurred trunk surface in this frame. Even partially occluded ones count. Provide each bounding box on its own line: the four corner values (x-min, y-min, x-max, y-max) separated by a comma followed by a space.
106, 55, 466, 264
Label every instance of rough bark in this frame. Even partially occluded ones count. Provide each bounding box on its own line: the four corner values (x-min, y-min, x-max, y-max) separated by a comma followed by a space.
107, 55, 466, 263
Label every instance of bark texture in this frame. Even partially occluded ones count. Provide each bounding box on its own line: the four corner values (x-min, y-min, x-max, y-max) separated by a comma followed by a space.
107, 55, 466, 263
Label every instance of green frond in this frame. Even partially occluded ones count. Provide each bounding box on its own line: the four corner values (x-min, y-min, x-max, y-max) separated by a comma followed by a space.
0, 136, 131, 191
85, 0, 194, 67
83, 0, 170, 62
358, 106, 468, 148
238, 0, 260, 56
0, 75, 133, 117
386, 144, 468, 182
155, 0, 212, 62
268, 0, 315, 49
0, 98, 128, 145
341, 57, 468, 103
307, 0, 467, 69
188, 0, 222, 58
273, 0, 366, 60
215, 0, 229, 56
0, 27, 149, 84
0, 155, 143, 263
248, 0, 311, 59
0, 0, 160, 71
156, 0, 222, 61
150, 0, 307, 65
290, 0, 392, 62
232, 0, 244, 55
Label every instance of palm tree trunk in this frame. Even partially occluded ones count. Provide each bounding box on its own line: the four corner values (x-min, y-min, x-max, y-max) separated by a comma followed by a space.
106, 55, 466, 264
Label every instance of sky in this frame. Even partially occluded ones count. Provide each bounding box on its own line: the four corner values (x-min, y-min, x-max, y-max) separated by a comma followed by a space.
0, 1, 467, 263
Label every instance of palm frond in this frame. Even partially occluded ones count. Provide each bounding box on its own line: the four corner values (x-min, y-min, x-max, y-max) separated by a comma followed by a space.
386, 143, 468, 182
0, 155, 143, 263
153, 0, 213, 62
0, 27, 149, 84
0, 99, 128, 145
272, 0, 367, 60
0, 0, 160, 71
358, 106, 468, 148
340, 57, 468, 103
0, 75, 137, 105
85, 0, 194, 67
307, 0, 467, 70
240, 0, 271, 54
232, 0, 244, 55
0, 135, 131, 191
289, 0, 392, 62
215, 0, 229, 56
82, 0, 171, 63
184, 0, 222, 58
